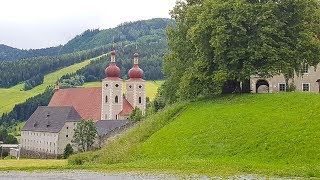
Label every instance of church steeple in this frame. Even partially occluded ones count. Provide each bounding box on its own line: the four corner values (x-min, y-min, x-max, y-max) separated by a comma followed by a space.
105, 50, 120, 78
101, 50, 123, 120
126, 53, 146, 115
128, 53, 144, 79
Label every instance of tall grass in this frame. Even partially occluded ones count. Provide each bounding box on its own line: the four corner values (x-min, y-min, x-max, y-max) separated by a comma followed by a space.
68, 102, 187, 165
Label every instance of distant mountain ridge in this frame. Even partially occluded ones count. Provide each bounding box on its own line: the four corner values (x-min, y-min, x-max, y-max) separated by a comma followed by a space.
0, 44, 61, 61
0, 18, 174, 61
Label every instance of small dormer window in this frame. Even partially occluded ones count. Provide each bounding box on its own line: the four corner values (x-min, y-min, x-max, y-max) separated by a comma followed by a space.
106, 84, 108, 87
115, 84, 119, 88
139, 85, 142, 89
302, 64, 309, 73
129, 85, 132, 88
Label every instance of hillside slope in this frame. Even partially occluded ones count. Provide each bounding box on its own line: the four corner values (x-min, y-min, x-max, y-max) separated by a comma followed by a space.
70, 93, 320, 177
0, 55, 102, 116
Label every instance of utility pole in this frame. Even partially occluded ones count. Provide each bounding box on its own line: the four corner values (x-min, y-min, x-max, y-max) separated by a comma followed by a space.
0, 141, 3, 159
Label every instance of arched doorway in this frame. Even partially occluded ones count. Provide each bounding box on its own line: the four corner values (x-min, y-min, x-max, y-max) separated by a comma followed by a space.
256, 79, 269, 93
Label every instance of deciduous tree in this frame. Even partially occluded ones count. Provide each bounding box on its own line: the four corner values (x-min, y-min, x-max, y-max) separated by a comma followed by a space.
72, 119, 97, 152
163, 0, 320, 102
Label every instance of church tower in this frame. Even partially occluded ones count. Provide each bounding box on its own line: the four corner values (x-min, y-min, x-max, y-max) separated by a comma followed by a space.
101, 50, 123, 120
126, 53, 146, 114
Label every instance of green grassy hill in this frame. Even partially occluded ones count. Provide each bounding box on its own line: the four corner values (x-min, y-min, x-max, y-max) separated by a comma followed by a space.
0, 55, 102, 115
69, 93, 320, 177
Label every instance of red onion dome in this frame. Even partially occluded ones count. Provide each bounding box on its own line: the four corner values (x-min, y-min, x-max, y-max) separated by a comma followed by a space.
105, 50, 120, 78
128, 65, 144, 79
105, 63, 120, 77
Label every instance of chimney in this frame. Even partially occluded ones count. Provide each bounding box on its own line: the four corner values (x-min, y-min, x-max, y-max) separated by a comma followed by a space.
54, 81, 60, 91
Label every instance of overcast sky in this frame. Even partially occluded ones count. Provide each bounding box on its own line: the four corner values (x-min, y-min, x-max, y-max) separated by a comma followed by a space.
0, 0, 176, 49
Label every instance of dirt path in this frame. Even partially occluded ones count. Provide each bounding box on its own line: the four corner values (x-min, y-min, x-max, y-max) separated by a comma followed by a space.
0, 171, 196, 180
0, 171, 296, 179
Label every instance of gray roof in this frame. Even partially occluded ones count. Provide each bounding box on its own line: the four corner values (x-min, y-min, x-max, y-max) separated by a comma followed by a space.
22, 106, 81, 133
95, 120, 128, 136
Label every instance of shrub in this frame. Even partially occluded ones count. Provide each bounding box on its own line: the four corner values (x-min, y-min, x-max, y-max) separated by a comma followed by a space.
63, 144, 74, 159
129, 107, 143, 122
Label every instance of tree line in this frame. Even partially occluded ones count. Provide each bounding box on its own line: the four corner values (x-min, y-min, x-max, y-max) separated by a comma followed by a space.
0, 46, 110, 88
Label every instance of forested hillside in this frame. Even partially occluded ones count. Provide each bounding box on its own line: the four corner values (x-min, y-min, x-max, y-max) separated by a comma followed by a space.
0, 46, 109, 88
59, 18, 173, 54
0, 18, 174, 88
0, 44, 61, 61
0, 18, 173, 62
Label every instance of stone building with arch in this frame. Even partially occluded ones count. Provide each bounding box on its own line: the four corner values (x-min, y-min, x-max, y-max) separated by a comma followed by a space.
250, 64, 320, 93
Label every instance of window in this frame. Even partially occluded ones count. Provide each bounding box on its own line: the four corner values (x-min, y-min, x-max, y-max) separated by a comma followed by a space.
302, 64, 309, 73
105, 114, 108, 119
66, 127, 69, 130
116, 115, 118, 120
279, 83, 287, 92
105, 84, 108, 87
302, 83, 310, 92
139, 97, 142, 104
66, 135, 69, 138
115, 96, 119, 103
115, 84, 119, 87
105, 95, 108, 103
139, 85, 142, 89
129, 85, 132, 88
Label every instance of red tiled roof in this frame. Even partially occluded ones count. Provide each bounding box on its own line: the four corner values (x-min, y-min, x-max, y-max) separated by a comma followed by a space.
48, 88, 102, 122
119, 97, 134, 116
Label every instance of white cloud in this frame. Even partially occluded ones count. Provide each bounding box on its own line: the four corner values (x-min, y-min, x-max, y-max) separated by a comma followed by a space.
0, 0, 176, 49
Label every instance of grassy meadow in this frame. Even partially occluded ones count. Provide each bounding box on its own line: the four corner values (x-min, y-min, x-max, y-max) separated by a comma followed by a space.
0, 55, 103, 116
68, 93, 320, 178
82, 80, 163, 100
0, 159, 67, 171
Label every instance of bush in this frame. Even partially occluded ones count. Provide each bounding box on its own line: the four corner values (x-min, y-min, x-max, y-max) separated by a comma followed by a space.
63, 144, 74, 159
129, 107, 143, 122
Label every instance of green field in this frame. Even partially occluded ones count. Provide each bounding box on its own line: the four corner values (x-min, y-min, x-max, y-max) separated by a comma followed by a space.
0, 159, 67, 171
69, 93, 320, 178
82, 80, 163, 101
0, 55, 103, 116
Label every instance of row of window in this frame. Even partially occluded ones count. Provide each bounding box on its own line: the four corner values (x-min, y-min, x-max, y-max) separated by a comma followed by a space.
279, 83, 310, 92
105, 96, 143, 104
105, 84, 144, 89
23, 139, 56, 146
22, 131, 57, 137
25, 146, 56, 154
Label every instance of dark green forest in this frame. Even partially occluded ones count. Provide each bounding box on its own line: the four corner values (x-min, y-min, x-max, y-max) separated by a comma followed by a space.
0, 47, 110, 88
0, 44, 61, 61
